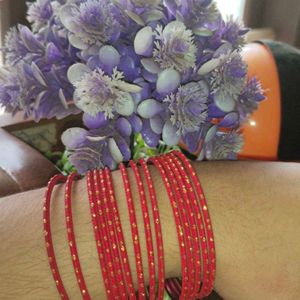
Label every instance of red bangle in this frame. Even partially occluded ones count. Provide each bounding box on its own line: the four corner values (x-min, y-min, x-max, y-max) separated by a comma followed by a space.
98, 169, 127, 299
93, 170, 120, 299
165, 154, 201, 297
86, 171, 111, 299
119, 163, 147, 300
174, 151, 216, 297
129, 160, 156, 300
156, 155, 195, 299
148, 156, 189, 299
168, 153, 208, 298
44, 174, 69, 300
138, 159, 165, 300
103, 168, 136, 299
65, 173, 91, 300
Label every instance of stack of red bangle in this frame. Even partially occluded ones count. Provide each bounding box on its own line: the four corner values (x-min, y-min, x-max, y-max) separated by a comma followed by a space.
163, 151, 216, 299
44, 151, 216, 300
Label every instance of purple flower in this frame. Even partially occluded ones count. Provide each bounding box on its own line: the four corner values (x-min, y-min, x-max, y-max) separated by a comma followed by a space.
130, 0, 162, 9
210, 51, 247, 112
222, 17, 249, 49
27, 0, 53, 32
0, 0, 267, 172
68, 65, 142, 118
164, 81, 209, 135
16, 61, 78, 120
0, 70, 21, 113
119, 0, 165, 27
237, 76, 265, 121
62, 120, 132, 174
3, 27, 30, 66
153, 21, 197, 72
204, 131, 244, 160
179, 0, 222, 35
59, 0, 121, 50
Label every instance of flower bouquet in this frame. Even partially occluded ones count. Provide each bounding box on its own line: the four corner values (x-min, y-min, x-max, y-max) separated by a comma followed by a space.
0, 0, 264, 174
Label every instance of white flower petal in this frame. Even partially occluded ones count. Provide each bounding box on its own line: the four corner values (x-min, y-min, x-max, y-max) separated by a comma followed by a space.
137, 99, 163, 118
0, 68, 11, 80
59, 4, 79, 32
213, 42, 233, 58
162, 121, 180, 146
175, 11, 184, 22
214, 91, 236, 112
141, 58, 162, 74
193, 27, 213, 37
197, 148, 205, 161
125, 10, 145, 26
118, 81, 142, 93
34, 91, 47, 110
134, 26, 153, 56
150, 115, 164, 134
109, 138, 123, 163
142, 10, 165, 23
59, 88, 69, 109
156, 68, 180, 95
163, 20, 184, 34
61, 127, 88, 149
86, 136, 107, 142
204, 125, 218, 143
198, 58, 221, 76
67, 63, 91, 85
31, 62, 47, 87
99, 45, 120, 68
69, 34, 89, 50
115, 93, 135, 116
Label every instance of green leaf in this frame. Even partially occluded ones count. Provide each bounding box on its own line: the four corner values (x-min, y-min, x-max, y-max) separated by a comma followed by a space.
163, 289, 172, 300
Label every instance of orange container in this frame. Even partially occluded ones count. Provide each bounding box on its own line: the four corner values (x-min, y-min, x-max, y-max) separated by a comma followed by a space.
239, 43, 281, 161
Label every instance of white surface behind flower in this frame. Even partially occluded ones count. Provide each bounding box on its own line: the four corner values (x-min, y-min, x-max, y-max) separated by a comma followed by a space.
215, 0, 246, 19
0, 105, 5, 115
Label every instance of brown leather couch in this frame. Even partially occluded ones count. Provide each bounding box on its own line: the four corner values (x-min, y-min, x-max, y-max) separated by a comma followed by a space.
0, 128, 58, 198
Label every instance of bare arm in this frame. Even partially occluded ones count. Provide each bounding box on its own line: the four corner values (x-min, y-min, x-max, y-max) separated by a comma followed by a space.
0, 161, 300, 300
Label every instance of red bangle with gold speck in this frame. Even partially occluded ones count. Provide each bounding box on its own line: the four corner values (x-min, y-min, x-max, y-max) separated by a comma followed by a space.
129, 160, 156, 300
98, 168, 127, 299
174, 151, 216, 298
103, 167, 136, 299
44, 174, 69, 300
165, 154, 202, 297
65, 173, 91, 299
119, 163, 146, 300
148, 156, 190, 300
156, 155, 195, 299
138, 159, 165, 300
86, 171, 112, 299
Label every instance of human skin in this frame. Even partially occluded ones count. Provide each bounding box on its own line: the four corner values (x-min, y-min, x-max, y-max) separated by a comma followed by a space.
0, 161, 300, 300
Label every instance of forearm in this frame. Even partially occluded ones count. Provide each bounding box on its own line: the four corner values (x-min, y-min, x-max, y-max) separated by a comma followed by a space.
0, 161, 300, 300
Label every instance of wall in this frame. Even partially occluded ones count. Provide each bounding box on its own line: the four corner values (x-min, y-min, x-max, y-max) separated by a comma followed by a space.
0, 0, 10, 63
244, 0, 300, 47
